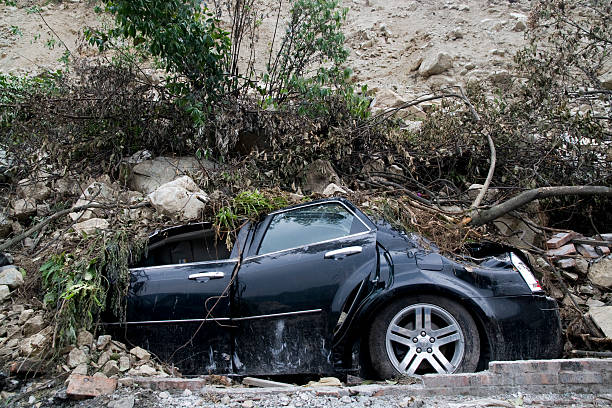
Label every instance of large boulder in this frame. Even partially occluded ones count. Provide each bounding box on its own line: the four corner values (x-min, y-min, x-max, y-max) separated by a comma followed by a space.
148, 176, 208, 220
419, 51, 452, 77
128, 156, 216, 195
302, 160, 342, 194
588, 257, 612, 289
0, 265, 24, 289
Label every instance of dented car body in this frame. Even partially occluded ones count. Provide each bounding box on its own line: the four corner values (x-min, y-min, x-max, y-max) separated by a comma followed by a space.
105, 198, 562, 377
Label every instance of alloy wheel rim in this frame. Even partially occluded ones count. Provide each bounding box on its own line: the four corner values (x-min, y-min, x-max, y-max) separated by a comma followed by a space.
385, 303, 465, 375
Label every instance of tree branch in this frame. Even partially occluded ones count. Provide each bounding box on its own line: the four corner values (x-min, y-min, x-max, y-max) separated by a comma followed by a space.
466, 186, 612, 226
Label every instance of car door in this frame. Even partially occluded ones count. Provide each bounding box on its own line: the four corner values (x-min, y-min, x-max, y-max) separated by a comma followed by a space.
233, 200, 377, 375
117, 246, 238, 375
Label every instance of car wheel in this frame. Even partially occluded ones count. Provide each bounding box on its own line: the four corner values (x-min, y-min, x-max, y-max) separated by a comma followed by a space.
368, 296, 480, 378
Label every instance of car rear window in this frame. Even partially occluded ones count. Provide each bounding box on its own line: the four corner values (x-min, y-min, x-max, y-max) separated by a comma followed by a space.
257, 203, 368, 255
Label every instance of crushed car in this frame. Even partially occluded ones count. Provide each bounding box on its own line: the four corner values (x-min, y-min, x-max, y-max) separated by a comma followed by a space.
104, 198, 562, 378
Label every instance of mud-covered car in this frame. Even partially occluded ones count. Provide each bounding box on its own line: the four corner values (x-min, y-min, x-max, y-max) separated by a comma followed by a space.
104, 198, 562, 378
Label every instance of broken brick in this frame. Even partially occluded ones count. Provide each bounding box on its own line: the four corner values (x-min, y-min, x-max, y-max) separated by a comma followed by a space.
577, 244, 599, 259
66, 374, 117, 399
546, 243, 576, 258
546, 232, 576, 249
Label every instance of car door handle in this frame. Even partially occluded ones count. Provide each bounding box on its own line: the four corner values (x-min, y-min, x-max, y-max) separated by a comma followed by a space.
324, 246, 363, 259
188, 272, 225, 280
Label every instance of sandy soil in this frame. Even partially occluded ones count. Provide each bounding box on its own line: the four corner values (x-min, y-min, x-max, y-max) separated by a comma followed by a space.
1, 0, 533, 106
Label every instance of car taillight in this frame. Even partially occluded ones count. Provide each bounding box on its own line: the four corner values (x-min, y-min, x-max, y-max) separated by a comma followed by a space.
510, 252, 543, 292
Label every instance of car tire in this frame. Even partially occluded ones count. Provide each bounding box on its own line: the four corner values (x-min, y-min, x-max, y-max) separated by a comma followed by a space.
368, 295, 480, 378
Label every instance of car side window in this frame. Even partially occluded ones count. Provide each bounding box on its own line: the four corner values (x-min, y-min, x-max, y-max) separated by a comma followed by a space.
257, 203, 368, 255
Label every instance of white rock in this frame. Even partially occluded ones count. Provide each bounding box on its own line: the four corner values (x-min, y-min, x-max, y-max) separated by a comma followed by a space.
0, 266, 23, 289
589, 306, 612, 338
588, 257, 612, 288
17, 178, 52, 201
419, 51, 452, 77
77, 330, 94, 347
97, 334, 112, 350
72, 363, 88, 375
148, 176, 208, 221
119, 355, 130, 372
73, 218, 109, 235
102, 360, 120, 377
0, 285, 10, 302
67, 347, 89, 368
130, 346, 151, 361
23, 314, 45, 336
372, 89, 406, 109
322, 183, 348, 197
182, 389, 192, 397
457, 4, 469, 11
129, 156, 215, 194
159, 391, 170, 399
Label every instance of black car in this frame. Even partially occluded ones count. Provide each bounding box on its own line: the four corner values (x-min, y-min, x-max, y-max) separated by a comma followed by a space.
106, 198, 562, 378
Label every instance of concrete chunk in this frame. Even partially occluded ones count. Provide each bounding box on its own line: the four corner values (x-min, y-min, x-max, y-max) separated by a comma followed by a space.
546, 243, 576, 258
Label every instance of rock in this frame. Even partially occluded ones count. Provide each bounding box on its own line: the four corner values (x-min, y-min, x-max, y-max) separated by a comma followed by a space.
589, 306, 612, 338
588, 258, 612, 288
67, 348, 89, 368
182, 389, 192, 397
20, 328, 51, 356
23, 314, 45, 336
447, 28, 464, 39
102, 360, 120, 377
148, 176, 208, 221
579, 285, 595, 295
96, 335, 112, 350
372, 89, 406, 109
73, 218, 110, 235
457, 4, 469, 11
72, 364, 88, 375
66, 374, 117, 399
68, 182, 116, 222
587, 298, 605, 308
77, 330, 94, 348
575, 258, 589, 275
128, 364, 156, 376
53, 177, 80, 197
0, 266, 23, 289
512, 20, 526, 31
98, 350, 111, 367
0, 212, 11, 239
129, 346, 151, 361
322, 183, 347, 197
242, 400, 254, 408
562, 271, 578, 281
12, 199, 36, 221
0, 285, 9, 302
128, 156, 215, 195
16, 178, 52, 201
494, 216, 537, 249
108, 396, 135, 408
490, 48, 505, 57
466, 184, 498, 202
302, 160, 342, 195
159, 391, 170, 399
118, 356, 130, 372
419, 51, 452, 77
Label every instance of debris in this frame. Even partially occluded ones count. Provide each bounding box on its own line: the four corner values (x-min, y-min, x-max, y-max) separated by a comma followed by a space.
66, 374, 117, 399
148, 176, 208, 220
546, 243, 576, 258
588, 258, 612, 289
67, 348, 89, 368
77, 330, 94, 347
546, 232, 576, 249
129, 346, 151, 361
242, 377, 294, 388
589, 306, 612, 338
557, 258, 576, 269
306, 377, 343, 387
73, 218, 110, 234
0, 265, 24, 289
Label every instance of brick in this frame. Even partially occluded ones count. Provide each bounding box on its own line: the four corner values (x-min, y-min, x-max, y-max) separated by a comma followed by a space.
546, 232, 576, 249
597, 246, 611, 256
66, 374, 117, 399
546, 243, 576, 258
576, 244, 599, 258
513, 373, 559, 385
488, 360, 561, 375
560, 358, 612, 373
422, 374, 470, 388
559, 371, 602, 384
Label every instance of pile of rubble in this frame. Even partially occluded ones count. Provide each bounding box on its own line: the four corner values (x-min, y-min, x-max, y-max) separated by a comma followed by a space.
539, 232, 612, 342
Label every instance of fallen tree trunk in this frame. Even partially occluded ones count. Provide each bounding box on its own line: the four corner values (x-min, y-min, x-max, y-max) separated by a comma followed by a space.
467, 186, 612, 226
